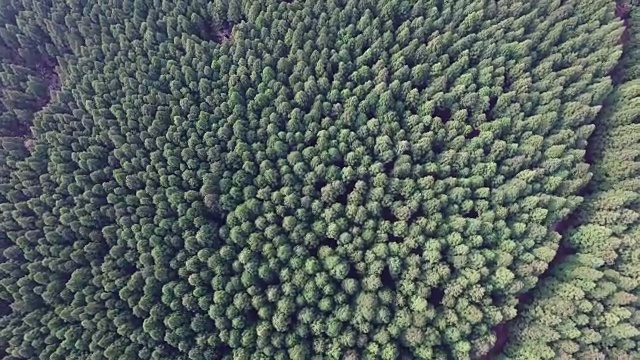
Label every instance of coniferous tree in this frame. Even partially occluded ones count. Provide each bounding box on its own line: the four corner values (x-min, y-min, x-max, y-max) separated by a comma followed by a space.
0, 0, 634, 359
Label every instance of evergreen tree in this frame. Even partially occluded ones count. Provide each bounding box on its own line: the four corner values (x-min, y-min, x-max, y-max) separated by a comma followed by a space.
0, 0, 634, 359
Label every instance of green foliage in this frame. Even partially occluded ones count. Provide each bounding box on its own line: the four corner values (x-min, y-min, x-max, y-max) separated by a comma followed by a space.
501, 80, 640, 360
500, 3, 640, 359
0, 0, 631, 359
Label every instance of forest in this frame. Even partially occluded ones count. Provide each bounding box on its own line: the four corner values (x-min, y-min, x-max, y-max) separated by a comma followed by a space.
0, 0, 639, 359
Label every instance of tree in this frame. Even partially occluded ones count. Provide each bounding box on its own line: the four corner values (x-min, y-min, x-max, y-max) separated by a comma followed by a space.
0, 0, 632, 359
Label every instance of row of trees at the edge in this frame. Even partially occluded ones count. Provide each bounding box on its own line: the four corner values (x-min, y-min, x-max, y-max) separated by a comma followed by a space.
500, 2, 640, 359
0, 0, 635, 359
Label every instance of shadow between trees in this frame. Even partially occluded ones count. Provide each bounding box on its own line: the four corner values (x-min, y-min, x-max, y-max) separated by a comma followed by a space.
478, 2, 632, 358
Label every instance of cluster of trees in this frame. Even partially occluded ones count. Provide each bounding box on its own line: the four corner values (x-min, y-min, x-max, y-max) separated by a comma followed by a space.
501, 4, 640, 359
502, 82, 640, 360
0, 0, 634, 359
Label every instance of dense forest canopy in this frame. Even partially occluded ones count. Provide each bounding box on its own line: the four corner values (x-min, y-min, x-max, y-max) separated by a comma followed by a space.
0, 0, 639, 359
